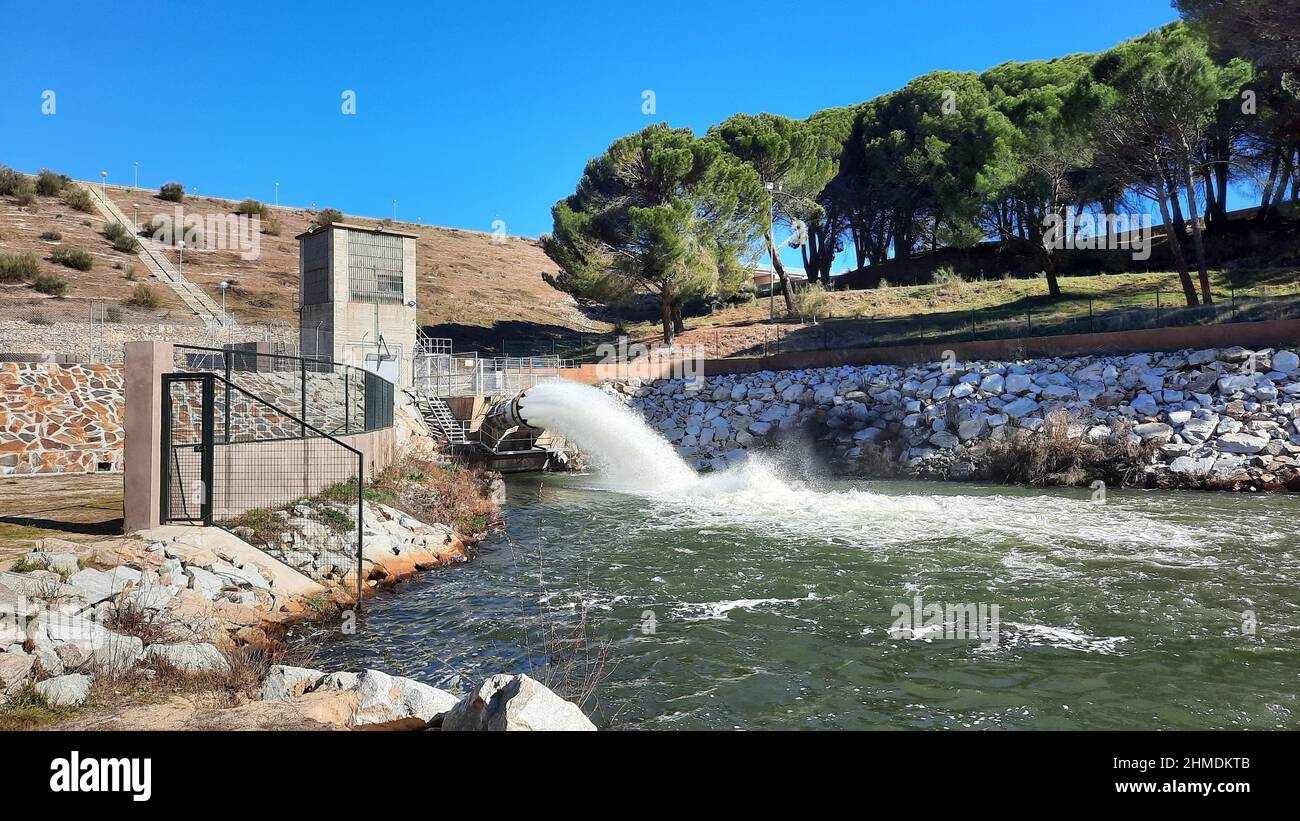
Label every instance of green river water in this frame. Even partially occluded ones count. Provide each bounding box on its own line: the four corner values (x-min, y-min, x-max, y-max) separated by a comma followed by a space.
299, 465, 1300, 730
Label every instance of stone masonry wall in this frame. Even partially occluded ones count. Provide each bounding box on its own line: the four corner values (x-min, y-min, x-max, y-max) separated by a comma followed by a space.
611, 345, 1300, 491
0, 363, 124, 475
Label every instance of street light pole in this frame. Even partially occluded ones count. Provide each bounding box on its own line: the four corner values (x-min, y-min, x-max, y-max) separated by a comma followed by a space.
100, 170, 107, 199
274, 181, 279, 208
133, 161, 138, 190
220, 281, 229, 316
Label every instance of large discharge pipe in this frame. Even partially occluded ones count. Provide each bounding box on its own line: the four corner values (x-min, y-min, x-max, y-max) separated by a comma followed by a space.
485, 389, 536, 431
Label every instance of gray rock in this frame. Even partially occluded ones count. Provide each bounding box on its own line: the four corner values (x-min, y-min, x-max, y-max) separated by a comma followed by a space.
144, 643, 230, 674
441, 673, 596, 732
1130, 393, 1159, 416
261, 665, 327, 700
66, 567, 141, 605
0, 652, 35, 697
351, 669, 459, 727
34, 674, 91, 707
1272, 350, 1298, 373
1214, 432, 1269, 454
1002, 397, 1039, 418
1133, 422, 1174, 441
185, 566, 225, 600
1004, 373, 1033, 394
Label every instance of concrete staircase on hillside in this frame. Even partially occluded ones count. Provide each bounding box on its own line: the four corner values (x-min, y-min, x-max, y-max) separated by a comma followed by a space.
81, 183, 228, 326
415, 395, 470, 446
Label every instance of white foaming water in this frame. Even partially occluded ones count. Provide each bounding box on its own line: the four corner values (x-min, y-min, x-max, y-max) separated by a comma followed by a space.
518, 381, 699, 491
518, 381, 1291, 558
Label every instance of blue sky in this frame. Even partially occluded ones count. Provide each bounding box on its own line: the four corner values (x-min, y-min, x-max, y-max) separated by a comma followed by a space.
2, 0, 1180, 254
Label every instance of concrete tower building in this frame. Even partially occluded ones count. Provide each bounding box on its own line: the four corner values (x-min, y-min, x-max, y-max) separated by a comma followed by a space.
296, 222, 418, 386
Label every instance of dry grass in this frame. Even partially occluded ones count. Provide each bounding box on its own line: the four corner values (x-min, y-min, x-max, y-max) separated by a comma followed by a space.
370, 456, 500, 535
979, 411, 1157, 487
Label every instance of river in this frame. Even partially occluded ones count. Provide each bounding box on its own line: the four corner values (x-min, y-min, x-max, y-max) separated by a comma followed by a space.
297, 462, 1300, 730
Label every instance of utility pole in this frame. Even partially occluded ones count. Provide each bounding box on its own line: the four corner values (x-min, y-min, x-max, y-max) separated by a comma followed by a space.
133, 161, 139, 190
274, 181, 279, 208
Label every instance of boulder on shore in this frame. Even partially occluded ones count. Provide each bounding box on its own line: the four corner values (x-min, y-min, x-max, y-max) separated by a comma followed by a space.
441, 673, 596, 731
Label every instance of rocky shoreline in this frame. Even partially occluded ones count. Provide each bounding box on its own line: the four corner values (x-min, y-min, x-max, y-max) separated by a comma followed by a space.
612, 345, 1300, 491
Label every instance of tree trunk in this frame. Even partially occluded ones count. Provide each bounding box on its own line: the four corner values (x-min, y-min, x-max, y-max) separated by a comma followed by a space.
1164, 169, 1188, 240
1155, 180, 1198, 307
1181, 159, 1214, 305
671, 302, 686, 335
659, 291, 674, 345
765, 229, 796, 315
1258, 144, 1283, 222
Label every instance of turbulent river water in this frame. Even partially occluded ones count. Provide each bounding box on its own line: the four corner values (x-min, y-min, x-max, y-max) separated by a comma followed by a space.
300, 384, 1300, 729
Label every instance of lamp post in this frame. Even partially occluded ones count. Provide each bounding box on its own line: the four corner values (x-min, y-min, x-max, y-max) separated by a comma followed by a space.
274, 181, 279, 208
100, 170, 107, 199
220, 280, 229, 316
393, 198, 397, 221
133, 161, 138, 190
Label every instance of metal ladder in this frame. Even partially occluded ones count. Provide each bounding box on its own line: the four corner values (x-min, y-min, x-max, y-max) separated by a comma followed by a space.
416, 395, 470, 446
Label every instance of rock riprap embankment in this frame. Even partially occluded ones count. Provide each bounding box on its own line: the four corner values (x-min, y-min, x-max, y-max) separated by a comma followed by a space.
609, 345, 1300, 489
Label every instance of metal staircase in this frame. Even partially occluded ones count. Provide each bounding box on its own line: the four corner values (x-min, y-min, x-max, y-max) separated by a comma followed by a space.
416, 395, 470, 446
81, 183, 228, 326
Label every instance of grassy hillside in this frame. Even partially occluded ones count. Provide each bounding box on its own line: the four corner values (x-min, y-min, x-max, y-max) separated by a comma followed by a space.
0, 186, 194, 325
100, 187, 598, 332
0, 170, 604, 337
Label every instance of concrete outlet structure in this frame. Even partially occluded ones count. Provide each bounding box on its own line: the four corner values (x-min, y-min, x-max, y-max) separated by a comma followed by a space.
297, 222, 418, 387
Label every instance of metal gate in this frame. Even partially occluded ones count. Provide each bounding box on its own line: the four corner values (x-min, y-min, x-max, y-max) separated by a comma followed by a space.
161, 373, 214, 525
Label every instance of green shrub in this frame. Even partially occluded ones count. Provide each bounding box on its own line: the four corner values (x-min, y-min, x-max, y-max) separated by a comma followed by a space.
123, 283, 160, 310
13, 182, 35, 207
0, 252, 40, 282
141, 216, 203, 246
261, 215, 281, 236
50, 247, 93, 271
158, 182, 185, 202
31, 272, 67, 297
35, 169, 69, 196
62, 187, 93, 212
0, 165, 23, 196
106, 305, 124, 322
312, 208, 343, 228
39, 230, 62, 241
104, 221, 139, 252
234, 198, 267, 217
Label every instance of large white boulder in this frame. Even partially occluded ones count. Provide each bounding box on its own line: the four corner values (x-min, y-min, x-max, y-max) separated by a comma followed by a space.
351, 669, 459, 727
441, 673, 596, 731
34, 673, 92, 706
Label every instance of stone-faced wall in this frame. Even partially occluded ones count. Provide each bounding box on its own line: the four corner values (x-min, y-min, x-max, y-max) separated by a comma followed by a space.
0, 363, 124, 475
612, 345, 1300, 491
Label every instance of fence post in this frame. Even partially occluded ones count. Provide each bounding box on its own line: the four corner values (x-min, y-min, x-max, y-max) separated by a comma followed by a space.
356, 451, 364, 608
1231, 287, 1236, 320
1155, 288, 1161, 326
344, 372, 351, 435
300, 359, 307, 438
1088, 299, 1094, 334
224, 356, 231, 444
1026, 310, 1032, 335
